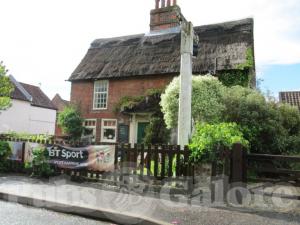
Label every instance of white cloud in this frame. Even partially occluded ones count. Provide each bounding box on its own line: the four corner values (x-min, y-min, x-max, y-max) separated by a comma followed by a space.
0, 0, 299, 99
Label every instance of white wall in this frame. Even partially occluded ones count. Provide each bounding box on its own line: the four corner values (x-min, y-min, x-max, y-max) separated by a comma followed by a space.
0, 99, 56, 135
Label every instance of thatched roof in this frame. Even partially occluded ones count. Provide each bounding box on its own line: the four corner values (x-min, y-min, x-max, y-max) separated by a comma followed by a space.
69, 18, 254, 81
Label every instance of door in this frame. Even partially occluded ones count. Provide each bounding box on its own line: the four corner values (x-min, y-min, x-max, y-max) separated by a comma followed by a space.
118, 124, 129, 143
137, 122, 149, 144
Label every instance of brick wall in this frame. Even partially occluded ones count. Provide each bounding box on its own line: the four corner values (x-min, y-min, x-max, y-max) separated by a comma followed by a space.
150, 5, 181, 31
70, 75, 175, 142
51, 94, 69, 138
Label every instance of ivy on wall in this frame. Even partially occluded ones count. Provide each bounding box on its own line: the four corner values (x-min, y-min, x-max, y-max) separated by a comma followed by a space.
113, 88, 170, 144
218, 48, 254, 87
113, 88, 163, 113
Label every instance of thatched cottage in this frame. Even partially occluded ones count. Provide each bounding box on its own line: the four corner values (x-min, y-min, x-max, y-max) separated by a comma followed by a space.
68, 0, 255, 144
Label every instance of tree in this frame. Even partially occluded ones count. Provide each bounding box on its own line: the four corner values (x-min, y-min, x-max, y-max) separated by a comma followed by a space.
0, 62, 14, 110
222, 86, 300, 155
57, 106, 84, 141
161, 75, 300, 155
144, 113, 170, 145
160, 75, 225, 129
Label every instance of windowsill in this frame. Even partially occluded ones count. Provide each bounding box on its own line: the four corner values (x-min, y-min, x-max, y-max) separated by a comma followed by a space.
92, 108, 108, 112
101, 139, 117, 143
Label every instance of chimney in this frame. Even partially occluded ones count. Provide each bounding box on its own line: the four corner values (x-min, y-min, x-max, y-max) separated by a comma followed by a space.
150, 0, 182, 31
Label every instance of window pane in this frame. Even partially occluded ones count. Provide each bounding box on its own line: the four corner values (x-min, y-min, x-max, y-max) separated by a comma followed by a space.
93, 81, 108, 109
103, 128, 116, 140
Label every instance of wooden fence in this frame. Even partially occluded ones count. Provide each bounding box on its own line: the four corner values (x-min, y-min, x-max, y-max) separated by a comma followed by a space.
1, 138, 194, 193
227, 144, 300, 184
115, 144, 193, 179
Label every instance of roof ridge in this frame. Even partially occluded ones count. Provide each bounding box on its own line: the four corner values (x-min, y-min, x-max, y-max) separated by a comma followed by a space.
92, 33, 144, 43
195, 18, 253, 28
9, 76, 33, 102
19, 82, 40, 88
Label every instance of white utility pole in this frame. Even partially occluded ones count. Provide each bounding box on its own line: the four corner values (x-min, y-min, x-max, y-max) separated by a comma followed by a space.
178, 21, 193, 149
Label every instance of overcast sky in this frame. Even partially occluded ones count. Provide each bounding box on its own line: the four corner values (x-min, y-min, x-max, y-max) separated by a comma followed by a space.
1, 0, 300, 100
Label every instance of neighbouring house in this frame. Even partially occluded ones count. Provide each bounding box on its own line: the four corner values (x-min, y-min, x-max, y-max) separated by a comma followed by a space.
279, 91, 300, 109
68, 1, 255, 144
0, 76, 57, 135
51, 94, 70, 137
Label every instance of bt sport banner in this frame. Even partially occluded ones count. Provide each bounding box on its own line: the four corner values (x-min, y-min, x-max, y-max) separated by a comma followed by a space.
10, 142, 115, 172
47, 145, 115, 172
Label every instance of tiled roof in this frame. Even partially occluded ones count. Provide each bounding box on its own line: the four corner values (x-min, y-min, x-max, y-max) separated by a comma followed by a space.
20, 83, 57, 110
279, 91, 300, 109
9, 76, 57, 110
51, 94, 70, 112
11, 83, 29, 102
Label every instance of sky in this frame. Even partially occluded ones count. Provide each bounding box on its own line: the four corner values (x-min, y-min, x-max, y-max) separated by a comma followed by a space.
0, 0, 300, 100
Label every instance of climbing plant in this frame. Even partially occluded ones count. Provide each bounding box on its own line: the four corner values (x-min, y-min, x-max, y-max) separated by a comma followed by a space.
218, 48, 254, 87
113, 88, 163, 113
114, 88, 170, 144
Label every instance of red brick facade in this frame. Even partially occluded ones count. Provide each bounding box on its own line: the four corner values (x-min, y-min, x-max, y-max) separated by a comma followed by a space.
150, 4, 181, 31
70, 75, 175, 142
51, 94, 70, 138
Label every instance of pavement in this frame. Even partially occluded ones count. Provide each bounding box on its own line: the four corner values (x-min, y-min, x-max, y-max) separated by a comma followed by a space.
0, 174, 299, 225
0, 200, 111, 225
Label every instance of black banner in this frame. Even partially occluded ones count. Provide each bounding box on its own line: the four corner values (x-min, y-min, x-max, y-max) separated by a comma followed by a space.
48, 145, 89, 169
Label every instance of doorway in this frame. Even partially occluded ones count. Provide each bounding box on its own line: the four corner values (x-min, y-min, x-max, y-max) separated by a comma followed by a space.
137, 122, 149, 144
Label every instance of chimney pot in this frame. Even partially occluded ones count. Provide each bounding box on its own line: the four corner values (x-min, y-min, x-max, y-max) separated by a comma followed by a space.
150, 0, 183, 31
155, 0, 160, 9
173, 0, 177, 5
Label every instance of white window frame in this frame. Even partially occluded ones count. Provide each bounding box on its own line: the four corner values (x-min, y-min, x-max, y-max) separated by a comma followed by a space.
101, 119, 117, 143
93, 80, 109, 110
83, 119, 97, 142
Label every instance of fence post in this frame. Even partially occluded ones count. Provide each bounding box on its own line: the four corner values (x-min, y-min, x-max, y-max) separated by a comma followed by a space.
210, 146, 229, 205
229, 143, 247, 204
114, 144, 119, 184
230, 143, 247, 183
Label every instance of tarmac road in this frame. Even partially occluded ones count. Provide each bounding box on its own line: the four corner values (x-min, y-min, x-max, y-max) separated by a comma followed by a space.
0, 200, 113, 225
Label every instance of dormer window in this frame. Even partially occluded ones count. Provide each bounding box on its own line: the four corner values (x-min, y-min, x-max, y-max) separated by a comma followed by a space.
93, 80, 108, 110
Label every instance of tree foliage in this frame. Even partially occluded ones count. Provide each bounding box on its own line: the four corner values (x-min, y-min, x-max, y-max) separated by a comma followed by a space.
0, 141, 12, 172
0, 62, 14, 110
160, 75, 225, 129
161, 75, 300, 155
144, 115, 170, 145
58, 106, 84, 141
222, 86, 300, 155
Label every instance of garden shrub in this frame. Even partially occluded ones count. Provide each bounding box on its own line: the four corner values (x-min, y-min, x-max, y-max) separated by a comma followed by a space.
144, 116, 170, 145
28, 146, 54, 178
0, 141, 11, 172
160, 75, 225, 129
189, 123, 248, 163
2, 132, 53, 142
58, 106, 84, 141
161, 75, 300, 156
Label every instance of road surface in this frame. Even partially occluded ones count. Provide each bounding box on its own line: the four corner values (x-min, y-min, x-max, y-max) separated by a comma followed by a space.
0, 200, 113, 225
